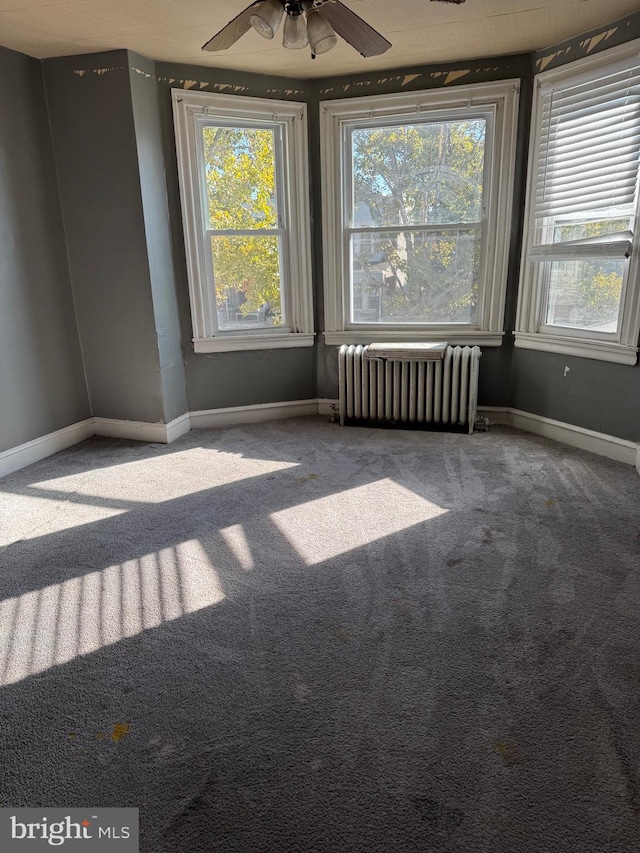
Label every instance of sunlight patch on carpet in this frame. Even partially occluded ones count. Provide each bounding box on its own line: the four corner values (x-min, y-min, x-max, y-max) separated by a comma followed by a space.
0, 540, 225, 687
26, 450, 299, 504
0, 491, 127, 547
270, 478, 447, 565
219, 524, 255, 571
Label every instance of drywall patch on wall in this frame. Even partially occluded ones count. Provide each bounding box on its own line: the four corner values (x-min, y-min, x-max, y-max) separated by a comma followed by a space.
402, 74, 420, 87
132, 67, 154, 79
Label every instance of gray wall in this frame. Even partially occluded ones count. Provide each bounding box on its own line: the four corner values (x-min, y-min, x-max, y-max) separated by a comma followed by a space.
43, 50, 168, 424
154, 61, 316, 413
509, 11, 640, 443
128, 52, 188, 423
0, 45, 89, 453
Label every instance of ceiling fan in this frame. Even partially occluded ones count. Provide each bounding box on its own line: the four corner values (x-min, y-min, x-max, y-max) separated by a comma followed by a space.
202, 0, 391, 59
202, 0, 466, 61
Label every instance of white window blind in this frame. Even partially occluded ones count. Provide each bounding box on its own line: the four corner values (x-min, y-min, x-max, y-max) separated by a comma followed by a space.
535, 62, 640, 220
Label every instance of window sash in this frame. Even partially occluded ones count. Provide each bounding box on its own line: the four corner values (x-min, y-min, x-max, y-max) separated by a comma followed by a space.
342, 111, 491, 327
172, 90, 313, 351
528, 236, 632, 262
347, 226, 483, 326
195, 117, 291, 336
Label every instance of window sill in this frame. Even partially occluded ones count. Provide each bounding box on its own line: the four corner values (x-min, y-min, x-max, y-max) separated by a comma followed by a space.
513, 332, 638, 365
323, 330, 504, 347
194, 333, 315, 353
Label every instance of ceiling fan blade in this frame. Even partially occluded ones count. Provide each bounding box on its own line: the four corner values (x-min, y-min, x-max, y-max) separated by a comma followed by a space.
319, 0, 391, 57
202, 1, 264, 52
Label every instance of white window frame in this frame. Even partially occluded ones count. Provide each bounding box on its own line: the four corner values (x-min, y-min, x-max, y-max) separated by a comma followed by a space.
172, 89, 314, 353
320, 80, 520, 346
515, 40, 640, 366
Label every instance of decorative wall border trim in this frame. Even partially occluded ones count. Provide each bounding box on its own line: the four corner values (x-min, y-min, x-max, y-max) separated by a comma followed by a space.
1, 402, 638, 481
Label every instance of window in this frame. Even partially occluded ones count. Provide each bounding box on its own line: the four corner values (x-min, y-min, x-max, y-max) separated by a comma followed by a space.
515, 41, 640, 365
172, 90, 313, 352
320, 81, 520, 345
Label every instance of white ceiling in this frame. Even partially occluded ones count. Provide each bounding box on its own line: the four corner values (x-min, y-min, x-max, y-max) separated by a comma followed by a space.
0, 0, 638, 79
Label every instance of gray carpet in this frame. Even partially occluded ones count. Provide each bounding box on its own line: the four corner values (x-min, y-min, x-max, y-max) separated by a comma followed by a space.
0, 417, 639, 852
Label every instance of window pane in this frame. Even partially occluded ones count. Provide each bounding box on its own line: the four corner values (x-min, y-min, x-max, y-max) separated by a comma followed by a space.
211, 234, 283, 331
203, 126, 278, 230
545, 258, 624, 331
351, 119, 485, 228
350, 229, 480, 323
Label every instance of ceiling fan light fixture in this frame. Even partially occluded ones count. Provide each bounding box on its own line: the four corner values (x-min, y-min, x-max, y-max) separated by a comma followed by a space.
282, 2, 308, 50
306, 8, 337, 56
250, 0, 285, 39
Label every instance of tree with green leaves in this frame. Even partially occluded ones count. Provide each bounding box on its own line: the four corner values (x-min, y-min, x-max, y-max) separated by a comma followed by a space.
203, 126, 282, 327
351, 119, 486, 323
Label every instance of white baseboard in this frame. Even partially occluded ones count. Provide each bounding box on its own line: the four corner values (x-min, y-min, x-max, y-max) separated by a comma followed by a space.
477, 405, 510, 425
93, 417, 171, 443
0, 419, 95, 480
93, 412, 191, 444
480, 407, 638, 467
2, 401, 638, 481
166, 413, 191, 443
317, 398, 339, 416
190, 399, 318, 429
0, 412, 191, 480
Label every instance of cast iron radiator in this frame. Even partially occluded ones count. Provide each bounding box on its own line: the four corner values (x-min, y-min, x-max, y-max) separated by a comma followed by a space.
338, 343, 482, 434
